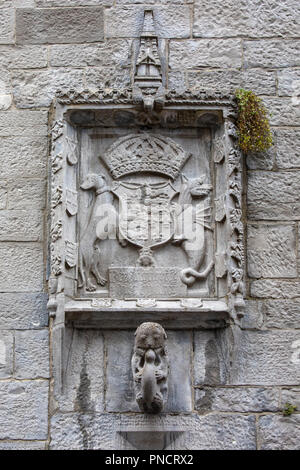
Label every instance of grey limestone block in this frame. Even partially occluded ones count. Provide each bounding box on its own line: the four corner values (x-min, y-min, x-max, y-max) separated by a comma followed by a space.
0, 136, 47, 179
251, 279, 300, 299
0, 242, 44, 292
244, 39, 300, 68
275, 129, 300, 169
0, 293, 48, 330
258, 414, 300, 450
0, 110, 48, 137
247, 171, 300, 221
264, 300, 300, 329
0, 45, 48, 69
0, 330, 13, 378
7, 179, 46, 210
247, 224, 297, 278
0, 210, 43, 242
15, 329, 49, 379
230, 330, 300, 385
169, 39, 242, 69
193, 0, 300, 38
0, 380, 48, 440
16, 7, 105, 45
0, 8, 14, 44
195, 386, 279, 412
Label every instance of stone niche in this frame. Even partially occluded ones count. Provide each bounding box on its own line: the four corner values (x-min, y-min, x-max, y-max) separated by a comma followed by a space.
48, 11, 245, 439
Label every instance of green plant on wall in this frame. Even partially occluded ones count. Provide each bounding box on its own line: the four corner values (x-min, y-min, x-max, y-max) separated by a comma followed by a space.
235, 89, 273, 154
282, 403, 298, 416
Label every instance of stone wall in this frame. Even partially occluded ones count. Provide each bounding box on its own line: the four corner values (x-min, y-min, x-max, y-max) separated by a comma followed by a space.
0, 0, 299, 450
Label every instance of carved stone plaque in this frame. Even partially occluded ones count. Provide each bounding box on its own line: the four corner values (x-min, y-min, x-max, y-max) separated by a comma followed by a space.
109, 267, 187, 299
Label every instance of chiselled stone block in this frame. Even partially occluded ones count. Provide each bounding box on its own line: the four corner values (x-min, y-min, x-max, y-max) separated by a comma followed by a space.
281, 388, 300, 410
15, 329, 49, 379
8, 179, 46, 210
278, 69, 300, 97
195, 386, 279, 412
0, 380, 48, 440
105, 5, 191, 38
0, 45, 48, 69
276, 129, 300, 169
261, 97, 300, 127
0, 8, 14, 44
240, 300, 264, 330
0, 441, 47, 450
0, 243, 44, 292
0, 210, 43, 241
0, 110, 48, 137
0, 136, 47, 178
16, 7, 104, 45
0, 330, 13, 378
0, 180, 7, 209
230, 330, 300, 385
247, 224, 297, 278
258, 415, 300, 450
251, 279, 300, 299
0, 293, 48, 330
50, 40, 130, 68
12, 69, 85, 108
244, 40, 300, 68
193, 0, 300, 38
194, 330, 228, 386
248, 171, 300, 221
265, 300, 300, 329
170, 39, 242, 69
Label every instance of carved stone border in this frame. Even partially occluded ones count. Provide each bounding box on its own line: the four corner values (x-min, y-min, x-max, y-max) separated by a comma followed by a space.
48, 88, 245, 393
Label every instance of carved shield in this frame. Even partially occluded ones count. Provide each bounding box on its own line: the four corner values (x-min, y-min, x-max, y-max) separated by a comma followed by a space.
66, 189, 78, 216
112, 180, 177, 248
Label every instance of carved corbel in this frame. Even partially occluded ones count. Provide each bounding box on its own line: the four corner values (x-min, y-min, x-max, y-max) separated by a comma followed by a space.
132, 322, 169, 414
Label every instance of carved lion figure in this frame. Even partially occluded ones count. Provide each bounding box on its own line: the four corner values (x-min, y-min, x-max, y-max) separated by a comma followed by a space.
131, 322, 169, 414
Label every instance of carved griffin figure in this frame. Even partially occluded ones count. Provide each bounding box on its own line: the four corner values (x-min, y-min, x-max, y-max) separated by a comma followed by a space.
131, 322, 169, 414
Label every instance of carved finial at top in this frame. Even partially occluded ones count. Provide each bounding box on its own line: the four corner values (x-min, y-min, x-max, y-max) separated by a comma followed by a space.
133, 10, 165, 112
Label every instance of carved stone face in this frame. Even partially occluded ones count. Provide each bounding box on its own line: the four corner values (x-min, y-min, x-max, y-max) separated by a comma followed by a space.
81, 173, 106, 190
189, 177, 212, 198
134, 322, 167, 350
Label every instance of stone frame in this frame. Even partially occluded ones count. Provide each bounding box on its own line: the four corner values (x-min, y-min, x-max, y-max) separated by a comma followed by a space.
48, 87, 245, 393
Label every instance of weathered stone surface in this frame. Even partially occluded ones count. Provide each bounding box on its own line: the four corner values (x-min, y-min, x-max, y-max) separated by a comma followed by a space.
195, 386, 279, 412
16, 7, 104, 45
169, 39, 242, 69
230, 330, 300, 385
0, 181, 7, 209
86, 67, 131, 90
247, 224, 297, 278
0, 441, 47, 450
0, 94, 12, 111
246, 147, 275, 170
0, 110, 48, 137
258, 415, 300, 450
50, 413, 256, 450
0, 137, 47, 178
251, 279, 300, 299
36, 0, 112, 5
247, 171, 300, 221
12, 69, 85, 108
8, 179, 46, 210
50, 413, 118, 450
262, 97, 300, 126
0, 293, 48, 330
168, 70, 186, 90
278, 69, 300, 97
193, 0, 300, 38
105, 330, 192, 413
240, 300, 264, 330
0, 45, 48, 69
0, 8, 14, 44
0, 243, 43, 292
281, 388, 300, 409
106, 6, 191, 38
15, 329, 49, 379
194, 330, 228, 386
276, 129, 300, 169
0, 330, 13, 378
0, 380, 48, 440
244, 40, 300, 68
0, 210, 43, 242
187, 69, 276, 96
56, 329, 104, 413
50, 40, 130, 67
264, 300, 300, 329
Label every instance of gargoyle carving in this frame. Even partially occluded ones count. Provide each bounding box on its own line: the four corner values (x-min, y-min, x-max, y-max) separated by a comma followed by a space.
132, 322, 169, 414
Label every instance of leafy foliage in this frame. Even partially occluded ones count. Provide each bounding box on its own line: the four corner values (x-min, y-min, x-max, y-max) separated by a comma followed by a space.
282, 403, 298, 417
235, 89, 273, 154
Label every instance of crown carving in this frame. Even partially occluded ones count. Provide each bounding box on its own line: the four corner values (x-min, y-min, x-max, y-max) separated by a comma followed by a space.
101, 134, 189, 180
